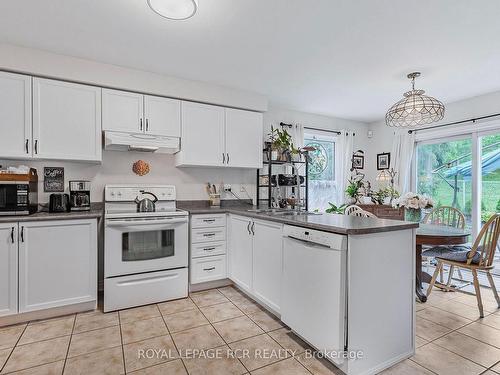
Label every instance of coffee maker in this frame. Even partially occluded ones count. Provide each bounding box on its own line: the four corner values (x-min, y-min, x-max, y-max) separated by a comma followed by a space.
69, 180, 91, 211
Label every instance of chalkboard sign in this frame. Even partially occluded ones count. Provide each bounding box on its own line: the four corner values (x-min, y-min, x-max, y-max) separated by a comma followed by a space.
44, 167, 64, 192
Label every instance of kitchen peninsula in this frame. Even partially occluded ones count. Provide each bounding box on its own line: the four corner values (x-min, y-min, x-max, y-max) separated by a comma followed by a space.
181, 202, 418, 375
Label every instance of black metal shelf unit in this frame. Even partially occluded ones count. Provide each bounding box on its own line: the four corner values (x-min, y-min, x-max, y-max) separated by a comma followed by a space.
256, 147, 309, 210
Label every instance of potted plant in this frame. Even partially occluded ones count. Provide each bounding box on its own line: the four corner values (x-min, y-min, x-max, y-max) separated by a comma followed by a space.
325, 202, 347, 214
268, 126, 294, 161
392, 192, 434, 222
345, 181, 360, 204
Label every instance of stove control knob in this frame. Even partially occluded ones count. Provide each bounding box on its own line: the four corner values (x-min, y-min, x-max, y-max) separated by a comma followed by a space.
110, 191, 116, 197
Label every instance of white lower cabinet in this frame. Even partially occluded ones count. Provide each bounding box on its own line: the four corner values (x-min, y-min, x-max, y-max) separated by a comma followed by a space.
191, 255, 227, 284
18, 219, 97, 313
252, 220, 282, 312
190, 214, 227, 285
228, 215, 283, 312
228, 215, 253, 292
0, 223, 18, 317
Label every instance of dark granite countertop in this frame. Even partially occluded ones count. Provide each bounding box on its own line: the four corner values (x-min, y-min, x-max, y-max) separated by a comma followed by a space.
0, 203, 103, 223
177, 201, 419, 235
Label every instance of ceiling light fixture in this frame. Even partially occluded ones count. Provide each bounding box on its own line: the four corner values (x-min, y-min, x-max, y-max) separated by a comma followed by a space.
385, 72, 445, 127
147, 0, 198, 20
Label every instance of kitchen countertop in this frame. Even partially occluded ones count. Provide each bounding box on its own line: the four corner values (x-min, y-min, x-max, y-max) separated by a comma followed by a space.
177, 201, 419, 235
0, 204, 103, 223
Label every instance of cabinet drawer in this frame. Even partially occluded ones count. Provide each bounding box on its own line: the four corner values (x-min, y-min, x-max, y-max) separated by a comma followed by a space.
191, 255, 227, 284
191, 241, 226, 259
191, 214, 226, 229
191, 227, 226, 243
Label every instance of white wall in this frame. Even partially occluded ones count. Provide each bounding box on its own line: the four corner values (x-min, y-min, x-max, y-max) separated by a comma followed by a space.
365, 90, 500, 184
263, 105, 369, 152
0, 152, 256, 203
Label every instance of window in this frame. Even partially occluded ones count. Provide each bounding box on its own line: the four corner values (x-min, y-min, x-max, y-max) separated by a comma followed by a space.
304, 131, 337, 211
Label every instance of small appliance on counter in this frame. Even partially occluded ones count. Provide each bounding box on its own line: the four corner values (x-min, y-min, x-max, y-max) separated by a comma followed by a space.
69, 180, 91, 211
49, 193, 70, 213
0, 167, 38, 215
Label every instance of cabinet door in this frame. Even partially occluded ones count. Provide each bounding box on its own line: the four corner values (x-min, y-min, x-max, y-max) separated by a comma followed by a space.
225, 108, 263, 168
18, 220, 97, 313
0, 223, 18, 317
252, 220, 282, 312
102, 89, 144, 133
176, 101, 225, 167
228, 215, 253, 292
144, 95, 181, 137
33, 78, 102, 161
0, 72, 32, 158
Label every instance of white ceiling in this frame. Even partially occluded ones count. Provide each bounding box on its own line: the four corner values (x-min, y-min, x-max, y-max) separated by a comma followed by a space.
1, 0, 500, 122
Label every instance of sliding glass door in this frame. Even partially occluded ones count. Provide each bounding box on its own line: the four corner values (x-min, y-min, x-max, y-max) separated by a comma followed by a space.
414, 126, 500, 239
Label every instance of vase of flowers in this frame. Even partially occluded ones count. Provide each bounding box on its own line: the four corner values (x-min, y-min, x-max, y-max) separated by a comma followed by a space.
392, 192, 434, 222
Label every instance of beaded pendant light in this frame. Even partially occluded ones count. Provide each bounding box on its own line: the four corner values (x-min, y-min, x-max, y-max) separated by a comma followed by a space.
385, 72, 445, 127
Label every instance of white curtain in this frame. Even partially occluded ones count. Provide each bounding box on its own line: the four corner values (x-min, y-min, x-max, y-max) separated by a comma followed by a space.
335, 130, 354, 204
391, 129, 416, 194
290, 123, 304, 149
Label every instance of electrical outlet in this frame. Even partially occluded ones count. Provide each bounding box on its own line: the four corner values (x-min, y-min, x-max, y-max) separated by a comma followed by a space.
224, 184, 232, 192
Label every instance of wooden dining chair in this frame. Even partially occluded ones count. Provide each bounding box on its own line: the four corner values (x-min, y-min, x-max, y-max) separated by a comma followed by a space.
345, 205, 377, 218
345, 205, 363, 215
427, 213, 500, 318
423, 206, 466, 229
422, 206, 467, 282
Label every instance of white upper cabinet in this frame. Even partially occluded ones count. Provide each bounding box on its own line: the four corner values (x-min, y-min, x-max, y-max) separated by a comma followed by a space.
225, 109, 263, 168
176, 101, 225, 167
33, 78, 102, 161
144, 95, 181, 137
102, 89, 144, 133
0, 72, 32, 159
0, 223, 18, 317
102, 89, 181, 137
176, 102, 263, 168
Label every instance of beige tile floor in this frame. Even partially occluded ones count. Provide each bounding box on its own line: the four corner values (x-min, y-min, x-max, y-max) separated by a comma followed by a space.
0, 285, 499, 375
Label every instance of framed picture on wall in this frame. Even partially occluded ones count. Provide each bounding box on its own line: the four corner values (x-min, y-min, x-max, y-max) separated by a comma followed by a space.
377, 152, 391, 170
352, 155, 364, 170
44, 167, 65, 192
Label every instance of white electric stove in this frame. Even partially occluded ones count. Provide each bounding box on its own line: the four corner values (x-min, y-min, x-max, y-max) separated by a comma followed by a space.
103, 184, 189, 312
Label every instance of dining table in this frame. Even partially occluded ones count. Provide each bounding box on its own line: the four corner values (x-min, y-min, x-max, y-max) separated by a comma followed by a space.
415, 224, 471, 302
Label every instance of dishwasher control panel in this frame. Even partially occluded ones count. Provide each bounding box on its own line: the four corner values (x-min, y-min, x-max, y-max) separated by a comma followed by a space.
283, 225, 347, 250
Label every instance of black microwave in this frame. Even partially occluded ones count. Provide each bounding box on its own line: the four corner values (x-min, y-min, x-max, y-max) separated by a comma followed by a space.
0, 181, 38, 215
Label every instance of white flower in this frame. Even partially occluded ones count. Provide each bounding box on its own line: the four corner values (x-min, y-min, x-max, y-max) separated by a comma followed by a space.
392, 192, 434, 209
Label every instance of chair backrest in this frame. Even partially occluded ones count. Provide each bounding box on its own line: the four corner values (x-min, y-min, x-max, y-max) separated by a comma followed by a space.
468, 213, 500, 267
345, 205, 362, 215
423, 206, 466, 229
345, 205, 377, 218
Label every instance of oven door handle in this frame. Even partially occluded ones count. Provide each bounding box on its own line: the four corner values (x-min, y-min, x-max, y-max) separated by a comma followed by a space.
106, 217, 188, 227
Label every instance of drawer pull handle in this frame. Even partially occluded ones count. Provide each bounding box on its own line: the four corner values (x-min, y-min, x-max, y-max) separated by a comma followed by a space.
203, 267, 216, 272
203, 233, 215, 237
204, 247, 216, 251
203, 219, 216, 222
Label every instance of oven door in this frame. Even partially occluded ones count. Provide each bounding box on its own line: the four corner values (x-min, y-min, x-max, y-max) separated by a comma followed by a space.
105, 216, 188, 277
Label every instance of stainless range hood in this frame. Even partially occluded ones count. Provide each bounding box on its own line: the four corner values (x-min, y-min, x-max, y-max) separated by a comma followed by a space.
104, 131, 180, 154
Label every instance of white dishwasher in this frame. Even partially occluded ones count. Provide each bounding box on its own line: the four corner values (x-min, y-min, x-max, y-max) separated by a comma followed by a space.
282, 225, 348, 365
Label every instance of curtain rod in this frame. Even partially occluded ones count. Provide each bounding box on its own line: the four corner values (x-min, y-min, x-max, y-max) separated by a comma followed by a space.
407, 113, 500, 134
280, 122, 344, 135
